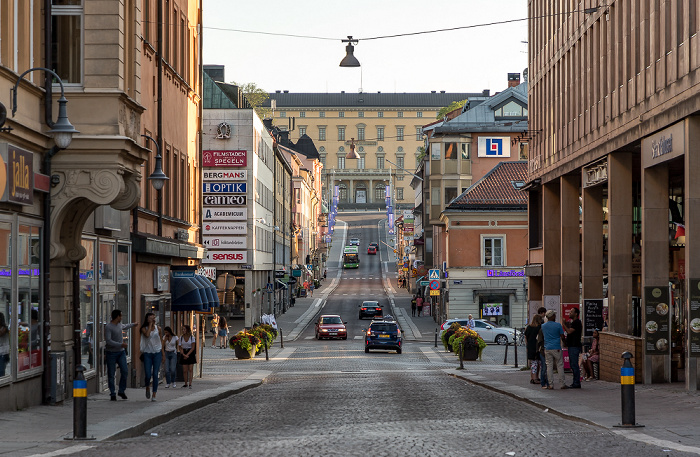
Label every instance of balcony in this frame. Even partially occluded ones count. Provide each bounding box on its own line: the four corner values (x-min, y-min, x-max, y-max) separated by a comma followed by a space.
324, 169, 395, 177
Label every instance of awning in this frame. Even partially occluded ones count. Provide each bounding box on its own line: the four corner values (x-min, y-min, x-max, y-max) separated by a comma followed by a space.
191, 274, 216, 311
170, 276, 204, 312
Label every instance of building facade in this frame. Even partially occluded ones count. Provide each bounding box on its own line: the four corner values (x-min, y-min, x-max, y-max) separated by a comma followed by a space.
526, 1, 700, 388
263, 91, 490, 211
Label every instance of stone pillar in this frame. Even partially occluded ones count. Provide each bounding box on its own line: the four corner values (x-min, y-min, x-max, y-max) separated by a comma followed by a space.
608, 153, 634, 335
685, 117, 700, 390
349, 179, 355, 203
542, 180, 562, 299
642, 162, 670, 384
369, 179, 374, 204
245, 270, 253, 328
581, 183, 604, 300
560, 175, 580, 305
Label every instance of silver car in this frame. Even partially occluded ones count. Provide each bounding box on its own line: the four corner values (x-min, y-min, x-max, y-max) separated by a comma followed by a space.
439, 318, 515, 345
349, 238, 360, 246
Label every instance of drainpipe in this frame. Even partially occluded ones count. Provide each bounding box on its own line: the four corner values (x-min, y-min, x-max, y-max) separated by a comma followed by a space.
42, 0, 53, 405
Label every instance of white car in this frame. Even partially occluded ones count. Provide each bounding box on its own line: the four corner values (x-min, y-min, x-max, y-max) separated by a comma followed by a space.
439, 318, 515, 345
349, 238, 360, 246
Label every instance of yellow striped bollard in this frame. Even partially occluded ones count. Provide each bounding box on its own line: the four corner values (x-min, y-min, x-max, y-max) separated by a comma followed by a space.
72, 365, 89, 439
615, 352, 644, 428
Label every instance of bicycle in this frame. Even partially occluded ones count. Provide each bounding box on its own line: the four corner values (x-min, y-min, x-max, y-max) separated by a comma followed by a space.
516, 328, 526, 346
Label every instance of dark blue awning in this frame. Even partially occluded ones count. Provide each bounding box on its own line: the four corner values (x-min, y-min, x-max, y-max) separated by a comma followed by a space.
192, 274, 218, 311
171, 276, 204, 312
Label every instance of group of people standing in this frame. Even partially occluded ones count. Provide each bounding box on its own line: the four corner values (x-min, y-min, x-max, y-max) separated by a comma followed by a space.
524, 307, 600, 390
105, 309, 198, 402
410, 295, 425, 317
209, 313, 229, 348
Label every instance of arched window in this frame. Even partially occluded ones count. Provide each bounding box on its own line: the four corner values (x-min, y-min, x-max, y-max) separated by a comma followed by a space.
375, 183, 386, 201
338, 183, 348, 202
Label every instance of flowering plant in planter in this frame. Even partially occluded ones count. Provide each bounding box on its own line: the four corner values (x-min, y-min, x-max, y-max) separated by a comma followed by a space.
228, 331, 260, 353
250, 324, 276, 350
441, 322, 461, 351
449, 327, 486, 352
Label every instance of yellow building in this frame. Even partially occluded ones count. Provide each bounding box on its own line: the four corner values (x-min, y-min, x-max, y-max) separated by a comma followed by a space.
264, 91, 490, 209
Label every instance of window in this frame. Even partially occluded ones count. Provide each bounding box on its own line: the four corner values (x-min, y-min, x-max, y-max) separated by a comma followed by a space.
461, 143, 470, 159
397, 188, 404, 199
339, 111, 345, 117
338, 156, 345, 169
319, 111, 326, 118
52, 1, 83, 84
445, 143, 457, 160
338, 127, 346, 141
358, 127, 365, 141
431, 187, 440, 205
375, 184, 385, 201
445, 187, 458, 204
377, 156, 384, 169
319, 127, 326, 141
397, 127, 404, 141
280, 111, 287, 117
17, 224, 42, 373
483, 237, 504, 266
358, 156, 365, 169
377, 127, 384, 141
397, 111, 404, 118
299, 111, 306, 117
299, 127, 307, 136
416, 127, 422, 141
358, 111, 364, 118
397, 156, 404, 169
519, 142, 528, 160
339, 184, 348, 200
144, 0, 151, 42
320, 155, 326, 167
378, 112, 384, 118
417, 111, 423, 118
79, 238, 95, 372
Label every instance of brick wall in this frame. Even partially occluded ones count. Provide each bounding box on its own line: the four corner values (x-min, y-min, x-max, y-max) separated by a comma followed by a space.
599, 332, 643, 383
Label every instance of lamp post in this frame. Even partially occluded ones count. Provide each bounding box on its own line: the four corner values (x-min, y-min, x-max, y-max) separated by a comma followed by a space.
141, 134, 169, 237
8, 67, 79, 404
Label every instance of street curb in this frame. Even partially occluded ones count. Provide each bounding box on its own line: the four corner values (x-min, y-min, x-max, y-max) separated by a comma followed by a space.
104, 380, 263, 441
445, 369, 601, 428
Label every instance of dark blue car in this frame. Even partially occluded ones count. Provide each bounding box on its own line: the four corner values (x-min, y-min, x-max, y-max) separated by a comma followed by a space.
364, 320, 402, 354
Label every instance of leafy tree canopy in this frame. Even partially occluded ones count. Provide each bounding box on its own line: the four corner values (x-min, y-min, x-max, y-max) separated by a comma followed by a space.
232, 81, 270, 118
436, 99, 468, 119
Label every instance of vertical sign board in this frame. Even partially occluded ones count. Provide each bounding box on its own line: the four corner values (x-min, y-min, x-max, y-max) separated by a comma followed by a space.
0, 146, 33, 205
583, 299, 604, 338
644, 286, 670, 355
689, 279, 700, 356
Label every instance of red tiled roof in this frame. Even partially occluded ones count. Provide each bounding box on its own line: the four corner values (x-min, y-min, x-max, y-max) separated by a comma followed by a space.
447, 161, 527, 209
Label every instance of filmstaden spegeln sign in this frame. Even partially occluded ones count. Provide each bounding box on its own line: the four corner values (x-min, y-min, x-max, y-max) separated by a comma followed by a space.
203, 150, 247, 167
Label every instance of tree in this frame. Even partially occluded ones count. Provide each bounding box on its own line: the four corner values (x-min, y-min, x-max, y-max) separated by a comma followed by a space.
232, 81, 270, 118
436, 99, 468, 119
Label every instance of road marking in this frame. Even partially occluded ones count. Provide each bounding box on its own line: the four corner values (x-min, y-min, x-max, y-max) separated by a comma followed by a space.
354, 336, 363, 339
421, 347, 445, 364
26, 446, 95, 457
304, 336, 313, 339
271, 348, 297, 362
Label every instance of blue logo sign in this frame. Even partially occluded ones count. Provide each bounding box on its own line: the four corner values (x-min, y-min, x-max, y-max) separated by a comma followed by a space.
485, 138, 504, 156
203, 182, 247, 193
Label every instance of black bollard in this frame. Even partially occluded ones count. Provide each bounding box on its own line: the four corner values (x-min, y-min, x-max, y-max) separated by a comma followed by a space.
280, 327, 284, 349
503, 339, 509, 365
513, 328, 518, 368
264, 338, 269, 361
458, 339, 464, 370
614, 352, 644, 428
66, 365, 94, 440
434, 328, 438, 348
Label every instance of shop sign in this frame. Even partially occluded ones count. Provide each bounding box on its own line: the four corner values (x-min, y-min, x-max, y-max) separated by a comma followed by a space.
202, 221, 246, 235
583, 299, 604, 338
486, 269, 525, 277
644, 286, 670, 355
689, 280, 700, 356
0, 146, 34, 205
641, 121, 685, 168
478, 137, 511, 158
203, 207, 247, 221
203, 150, 247, 167
203, 182, 247, 193
203, 235, 247, 250
201, 266, 217, 280
203, 195, 246, 206
203, 250, 247, 264
203, 170, 247, 181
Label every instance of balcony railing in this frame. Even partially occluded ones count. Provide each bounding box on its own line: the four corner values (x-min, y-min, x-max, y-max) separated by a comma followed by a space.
323, 169, 398, 176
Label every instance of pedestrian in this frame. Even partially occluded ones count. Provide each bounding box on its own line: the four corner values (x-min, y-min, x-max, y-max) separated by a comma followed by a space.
561, 307, 583, 388
179, 325, 196, 389
582, 329, 600, 381
536, 306, 548, 381
541, 310, 566, 389
139, 312, 163, 401
0, 312, 8, 377
217, 316, 229, 348
466, 314, 475, 330
525, 314, 543, 384
411, 295, 417, 317
309, 283, 314, 297
416, 295, 424, 317
162, 326, 179, 388
105, 309, 137, 401
537, 323, 548, 388
210, 313, 220, 348
323, 270, 327, 280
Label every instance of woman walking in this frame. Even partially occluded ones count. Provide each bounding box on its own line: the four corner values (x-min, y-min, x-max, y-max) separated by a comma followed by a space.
140, 312, 163, 401
210, 313, 220, 348
525, 314, 543, 384
217, 316, 229, 349
162, 326, 179, 388
179, 325, 197, 388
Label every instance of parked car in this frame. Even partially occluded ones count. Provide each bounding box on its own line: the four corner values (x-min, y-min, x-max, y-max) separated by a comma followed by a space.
367, 245, 377, 255
364, 320, 402, 354
349, 238, 360, 246
439, 318, 514, 345
359, 301, 383, 320
315, 315, 348, 340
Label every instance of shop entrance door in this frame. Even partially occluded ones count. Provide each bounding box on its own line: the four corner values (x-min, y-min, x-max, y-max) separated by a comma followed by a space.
96, 292, 116, 391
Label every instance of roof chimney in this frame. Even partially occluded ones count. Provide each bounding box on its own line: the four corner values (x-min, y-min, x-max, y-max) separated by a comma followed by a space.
283, 90, 289, 93
508, 73, 521, 88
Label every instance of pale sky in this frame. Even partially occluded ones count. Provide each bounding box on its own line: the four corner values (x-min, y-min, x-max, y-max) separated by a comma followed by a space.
202, 0, 529, 95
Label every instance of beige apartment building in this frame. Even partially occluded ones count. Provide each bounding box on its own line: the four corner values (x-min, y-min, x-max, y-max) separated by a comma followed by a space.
264, 91, 489, 210
526, 1, 700, 389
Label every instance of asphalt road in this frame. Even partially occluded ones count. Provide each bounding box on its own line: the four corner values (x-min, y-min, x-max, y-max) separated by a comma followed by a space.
72, 214, 693, 457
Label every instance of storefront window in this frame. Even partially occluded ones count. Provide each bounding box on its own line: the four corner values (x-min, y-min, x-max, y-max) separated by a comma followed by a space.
117, 244, 129, 281
99, 242, 114, 283
17, 225, 41, 373
0, 222, 11, 378
79, 238, 96, 371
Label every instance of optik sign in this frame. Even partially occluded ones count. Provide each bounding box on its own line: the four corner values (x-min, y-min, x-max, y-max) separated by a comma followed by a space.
203, 182, 246, 193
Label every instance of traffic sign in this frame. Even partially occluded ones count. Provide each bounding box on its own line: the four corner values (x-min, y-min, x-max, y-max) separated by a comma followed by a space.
430, 289, 440, 296
429, 280, 440, 290
429, 269, 440, 280
420, 280, 429, 286
266, 283, 274, 293
306, 264, 313, 272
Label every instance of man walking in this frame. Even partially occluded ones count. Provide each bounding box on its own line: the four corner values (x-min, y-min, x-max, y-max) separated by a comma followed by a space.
562, 307, 583, 388
416, 295, 424, 317
541, 310, 566, 389
411, 296, 417, 317
105, 309, 137, 401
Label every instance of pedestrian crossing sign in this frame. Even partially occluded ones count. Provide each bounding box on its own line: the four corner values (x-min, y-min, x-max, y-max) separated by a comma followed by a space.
429, 269, 440, 280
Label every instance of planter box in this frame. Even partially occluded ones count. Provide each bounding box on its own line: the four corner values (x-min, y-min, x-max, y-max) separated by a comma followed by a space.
233, 345, 254, 359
